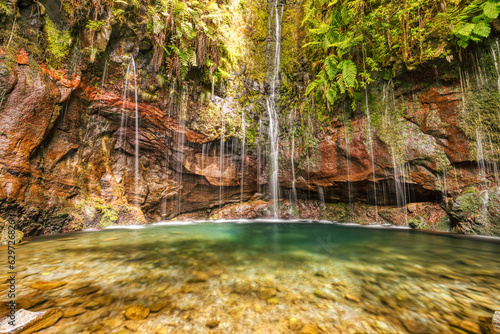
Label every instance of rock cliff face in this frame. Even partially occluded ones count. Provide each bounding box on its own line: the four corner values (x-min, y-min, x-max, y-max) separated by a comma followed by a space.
1, 50, 498, 236
1, 0, 499, 237
0, 53, 261, 234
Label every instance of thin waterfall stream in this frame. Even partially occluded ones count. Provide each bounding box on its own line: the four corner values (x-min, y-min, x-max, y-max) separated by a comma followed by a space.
131, 57, 140, 207
118, 57, 140, 206
240, 108, 246, 204
266, 0, 283, 217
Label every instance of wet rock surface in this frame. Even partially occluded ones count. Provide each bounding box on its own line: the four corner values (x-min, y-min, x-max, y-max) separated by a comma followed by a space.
0, 50, 499, 237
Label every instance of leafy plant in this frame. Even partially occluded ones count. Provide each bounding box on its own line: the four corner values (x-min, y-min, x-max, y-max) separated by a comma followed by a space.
44, 18, 72, 67
453, 0, 500, 47
302, 0, 499, 111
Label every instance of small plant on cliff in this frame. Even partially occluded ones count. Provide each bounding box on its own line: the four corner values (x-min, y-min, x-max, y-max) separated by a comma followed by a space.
0, 0, 13, 15
453, 0, 500, 48
44, 18, 72, 67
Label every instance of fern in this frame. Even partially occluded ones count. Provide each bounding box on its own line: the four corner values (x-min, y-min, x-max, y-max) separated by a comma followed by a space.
483, 1, 500, 19
454, 23, 475, 39
326, 87, 337, 104
472, 20, 490, 38
341, 60, 356, 88
325, 56, 338, 80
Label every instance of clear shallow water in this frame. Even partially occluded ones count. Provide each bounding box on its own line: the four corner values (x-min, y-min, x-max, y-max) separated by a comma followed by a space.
3, 221, 500, 333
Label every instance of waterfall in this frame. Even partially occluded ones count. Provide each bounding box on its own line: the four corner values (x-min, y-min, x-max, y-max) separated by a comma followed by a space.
161, 81, 176, 219
491, 39, 500, 95
290, 107, 297, 202
257, 118, 263, 194
118, 57, 140, 206
266, 0, 283, 217
131, 57, 140, 207
364, 89, 378, 218
240, 109, 246, 203
392, 148, 408, 224
119, 62, 132, 155
318, 186, 325, 205
177, 86, 187, 215
219, 113, 225, 209
476, 128, 490, 224
488, 136, 499, 185
341, 107, 352, 205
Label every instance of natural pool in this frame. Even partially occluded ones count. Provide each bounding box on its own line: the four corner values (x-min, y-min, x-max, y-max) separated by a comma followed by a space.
2, 221, 500, 333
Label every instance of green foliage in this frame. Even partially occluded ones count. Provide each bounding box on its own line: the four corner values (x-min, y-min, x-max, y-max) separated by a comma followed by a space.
95, 201, 120, 228
0, 0, 13, 15
44, 18, 72, 67
58, 0, 243, 87
302, 0, 498, 111
453, 0, 500, 47
146, 0, 243, 84
86, 20, 107, 31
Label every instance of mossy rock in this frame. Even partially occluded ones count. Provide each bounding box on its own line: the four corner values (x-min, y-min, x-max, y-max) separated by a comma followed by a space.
408, 215, 428, 230
447, 187, 500, 236
448, 189, 482, 222
434, 215, 451, 232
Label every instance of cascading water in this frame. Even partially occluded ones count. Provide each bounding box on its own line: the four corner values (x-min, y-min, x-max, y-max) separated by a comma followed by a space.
119, 62, 131, 153
257, 118, 263, 194
392, 148, 408, 224
290, 107, 297, 202
219, 110, 225, 209
118, 57, 140, 206
476, 127, 490, 224
161, 81, 177, 218
131, 57, 140, 207
177, 86, 187, 215
364, 89, 378, 218
341, 106, 352, 205
240, 109, 246, 203
266, 0, 283, 217
491, 38, 500, 95
488, 136, 500, 185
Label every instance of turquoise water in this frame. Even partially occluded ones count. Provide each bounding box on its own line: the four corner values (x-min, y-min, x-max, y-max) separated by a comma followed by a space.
4, 221, 500, 333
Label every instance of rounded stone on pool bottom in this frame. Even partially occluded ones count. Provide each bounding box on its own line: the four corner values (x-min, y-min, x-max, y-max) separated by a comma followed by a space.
124, 304, 150, 320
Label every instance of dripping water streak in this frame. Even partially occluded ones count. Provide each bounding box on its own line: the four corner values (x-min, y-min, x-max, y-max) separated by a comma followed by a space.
177, 87, 186, 215
257, 119, 262, 194
6, 18, 16, 49
119, 61, 132, 191
488, 136, 499, 185
365, 89, 378, 218
220, 113, 225, 209
342, 108, 352, 205
240, 109, 246, 204
131, 57, 140, 206
492, 40, 500, 95
459, 66, 466, 112
291, 107, 297, 202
